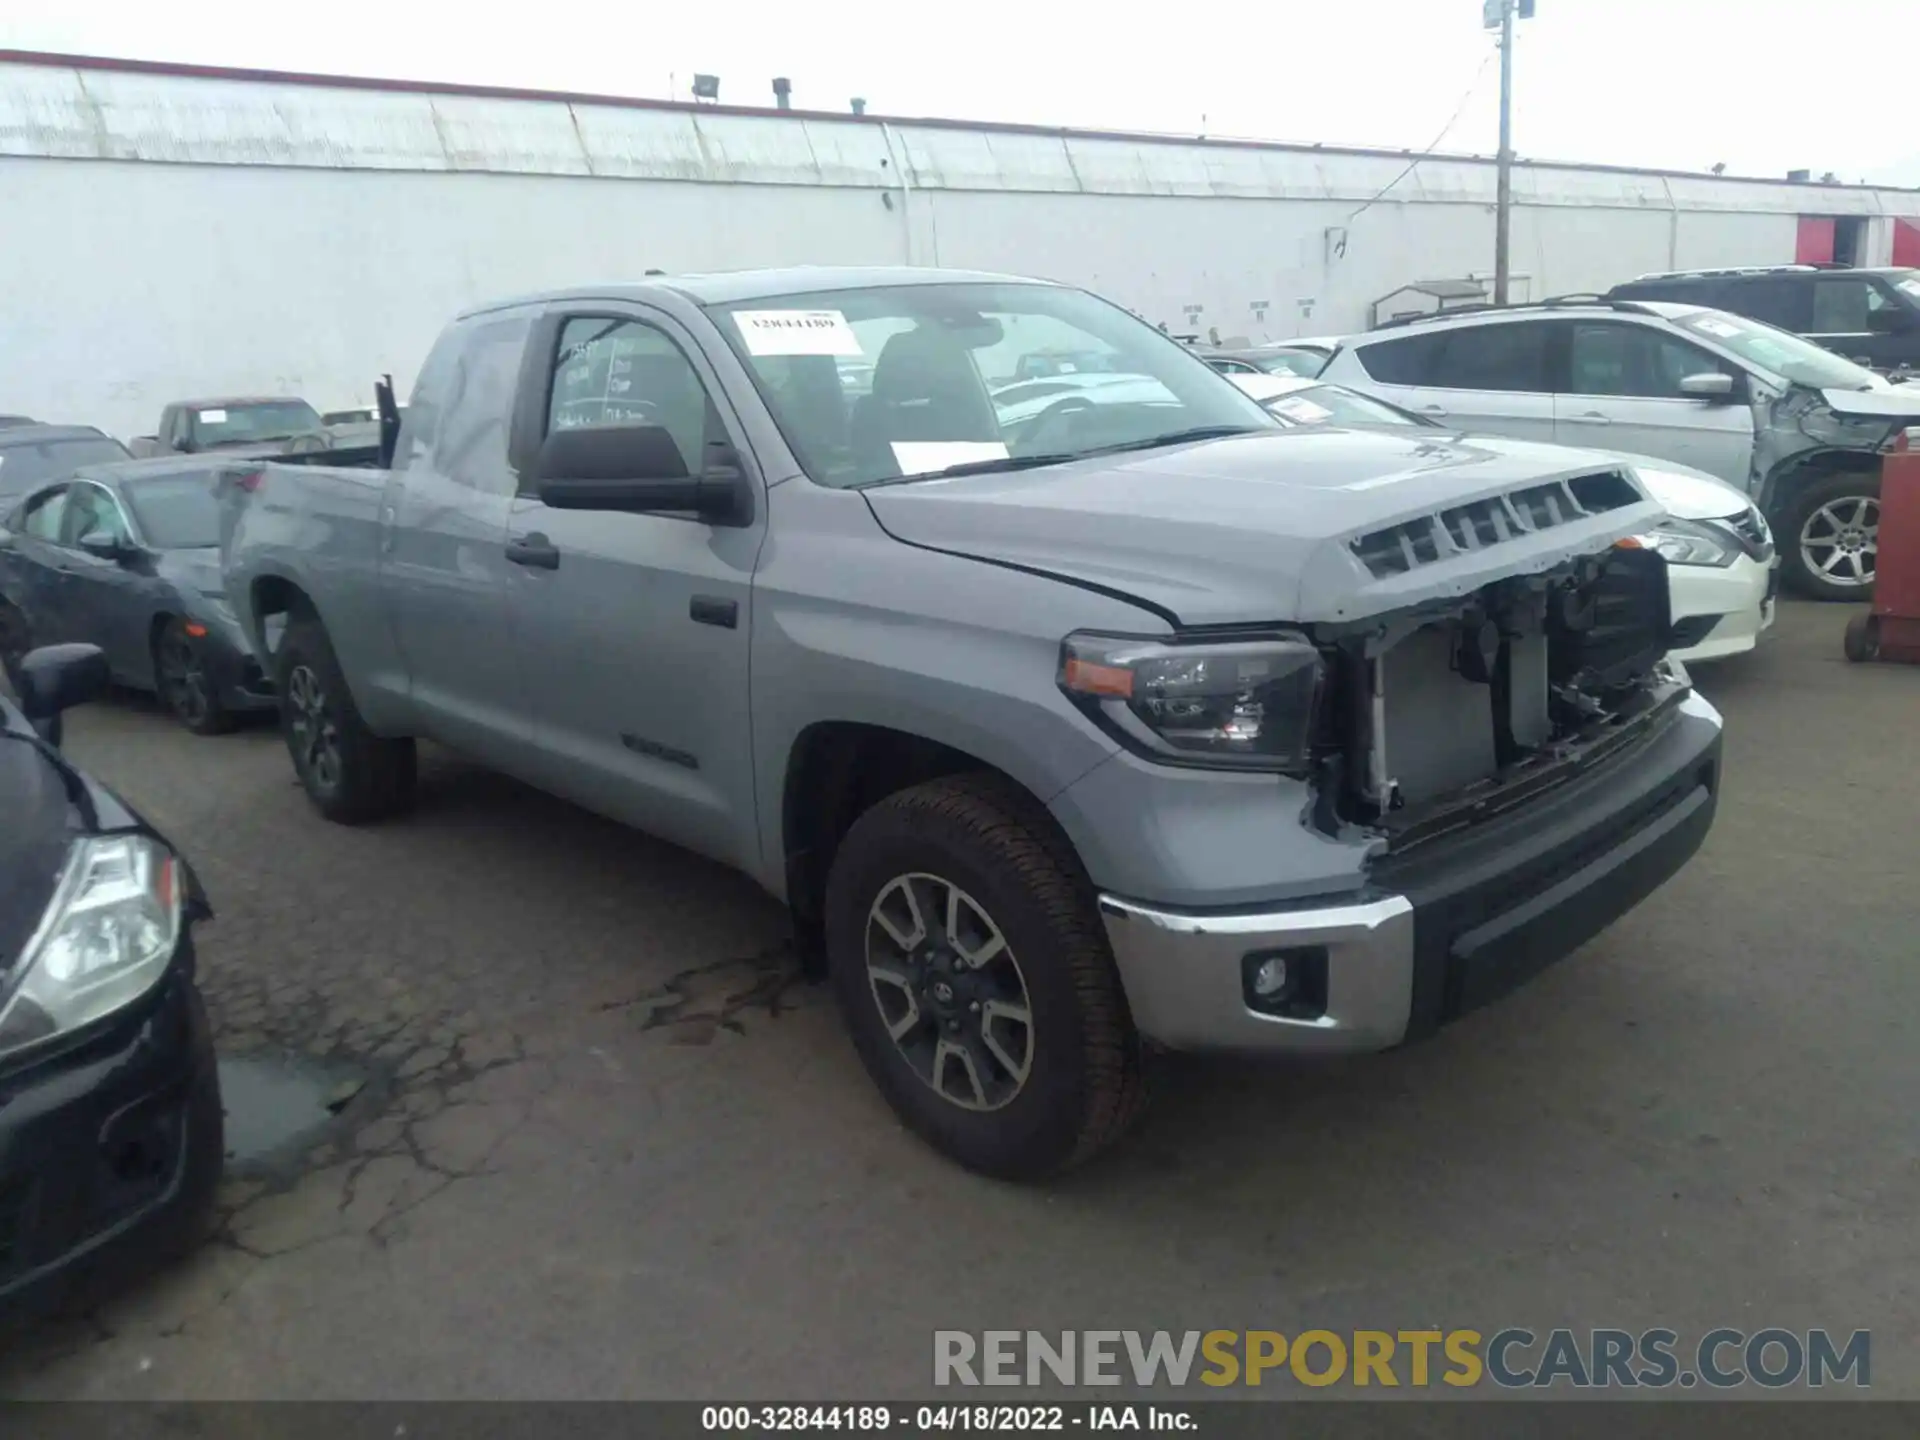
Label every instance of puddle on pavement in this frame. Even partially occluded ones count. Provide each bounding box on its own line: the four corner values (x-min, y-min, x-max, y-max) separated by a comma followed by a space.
218, 1052, 371, 1169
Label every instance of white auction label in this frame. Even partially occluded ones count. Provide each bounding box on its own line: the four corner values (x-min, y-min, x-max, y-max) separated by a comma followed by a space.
733, 309, 864, 357
891, 441, 1010, 474
1271, 396, 1334, 423
198, 408, 229, 423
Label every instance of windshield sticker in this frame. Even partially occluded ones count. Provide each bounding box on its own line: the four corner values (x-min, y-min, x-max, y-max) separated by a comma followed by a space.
733, 309, 864, 357
1900, 278, 1920, 302
1270, 396, 1334, 423
198, 408, 229, 423
891, 441, 1009, 473
1692, 318, 1742, 338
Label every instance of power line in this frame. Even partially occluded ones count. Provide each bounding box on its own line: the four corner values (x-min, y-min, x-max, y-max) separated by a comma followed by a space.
1347, 42, 1500, 222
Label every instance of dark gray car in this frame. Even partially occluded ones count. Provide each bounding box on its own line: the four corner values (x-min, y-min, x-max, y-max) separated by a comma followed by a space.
0, 458, 272, 733
0, 425, 134, 511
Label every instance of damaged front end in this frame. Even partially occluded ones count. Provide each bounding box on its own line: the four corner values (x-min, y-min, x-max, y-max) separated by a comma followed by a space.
1753, 383, 1920, 510
1309, 542, 1686, 852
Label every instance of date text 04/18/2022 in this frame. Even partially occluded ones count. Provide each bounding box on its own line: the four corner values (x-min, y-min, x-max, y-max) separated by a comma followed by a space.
700, 1405, 1194, 1432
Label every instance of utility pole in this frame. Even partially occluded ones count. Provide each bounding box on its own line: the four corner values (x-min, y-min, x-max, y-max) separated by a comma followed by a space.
1485, 0, 1533, 304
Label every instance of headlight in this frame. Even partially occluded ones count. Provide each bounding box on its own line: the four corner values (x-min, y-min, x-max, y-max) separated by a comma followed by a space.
1633, 518, 1740, 568
0, 835, 183, 1060
1058, 632, 1325, 773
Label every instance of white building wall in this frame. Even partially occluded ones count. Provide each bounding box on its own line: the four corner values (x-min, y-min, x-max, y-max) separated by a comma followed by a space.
1, 56, 1913, 439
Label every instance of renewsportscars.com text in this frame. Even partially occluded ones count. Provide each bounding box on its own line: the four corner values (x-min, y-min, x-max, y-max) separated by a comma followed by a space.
933, 1328, 1870, 1390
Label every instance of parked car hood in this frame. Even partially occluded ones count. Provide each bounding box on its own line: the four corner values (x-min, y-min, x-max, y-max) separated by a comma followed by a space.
862, 429, 1665, 627
1818, 383, 1920, 420
1598, 454, 1750, 521
0, 715, 76, 970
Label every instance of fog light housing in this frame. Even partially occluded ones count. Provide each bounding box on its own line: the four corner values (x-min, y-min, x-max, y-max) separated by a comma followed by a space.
1241, 946, 1329, 1020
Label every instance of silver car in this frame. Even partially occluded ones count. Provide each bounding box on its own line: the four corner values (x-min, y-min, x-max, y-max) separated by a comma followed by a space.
1320, 300, 1920, 599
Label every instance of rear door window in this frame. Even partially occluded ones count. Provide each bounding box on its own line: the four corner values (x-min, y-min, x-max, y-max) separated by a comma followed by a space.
1726, 277, 1811, 332
18, 486, 70, 541
1429, 323, 1553, 393
1354, 331, 1450, 386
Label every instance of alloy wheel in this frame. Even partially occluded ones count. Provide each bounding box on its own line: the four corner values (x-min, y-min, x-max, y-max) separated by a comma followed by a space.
158, 632, 211, 727
1799, 495, 1879, 589
864, 872, 1035, 1113
285, 664, 342, 793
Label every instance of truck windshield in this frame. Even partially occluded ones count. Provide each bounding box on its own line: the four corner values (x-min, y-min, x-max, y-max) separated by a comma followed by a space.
1672, 309, 1883, 391
189, 400, 324, 448
708, 281, 1275, 487
123, 474, 221, 549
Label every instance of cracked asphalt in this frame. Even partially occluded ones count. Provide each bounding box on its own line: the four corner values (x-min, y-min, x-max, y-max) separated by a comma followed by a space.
3, 598, 1917, 1399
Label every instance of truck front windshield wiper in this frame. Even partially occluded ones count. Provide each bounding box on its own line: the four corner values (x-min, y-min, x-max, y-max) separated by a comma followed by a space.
1082, 424, 1265, 456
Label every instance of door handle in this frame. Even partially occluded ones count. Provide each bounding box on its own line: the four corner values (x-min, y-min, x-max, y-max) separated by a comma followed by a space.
1419, 404, 1449, 417
1571, 411, 1612, 425
689, 595, 738, 629
505, 533, 560, 570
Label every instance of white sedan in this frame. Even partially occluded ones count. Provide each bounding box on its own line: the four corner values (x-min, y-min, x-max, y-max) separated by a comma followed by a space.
1228, 374, 1779, 664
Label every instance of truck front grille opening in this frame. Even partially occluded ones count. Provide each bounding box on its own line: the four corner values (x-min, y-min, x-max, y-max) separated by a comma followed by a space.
1348, 471, 1643, 580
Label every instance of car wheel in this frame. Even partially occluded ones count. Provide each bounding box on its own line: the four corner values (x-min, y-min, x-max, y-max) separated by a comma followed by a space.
154, 618, 235, 735
1779, 472, 1879, 602
824, 772, 1147, 1179
275, 614, 416, 823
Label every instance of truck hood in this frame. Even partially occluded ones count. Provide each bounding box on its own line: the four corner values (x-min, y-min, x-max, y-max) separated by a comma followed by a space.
862, 429, 1666, 627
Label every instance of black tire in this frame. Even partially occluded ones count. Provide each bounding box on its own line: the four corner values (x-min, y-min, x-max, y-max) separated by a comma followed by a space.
824, 772, 1146, 1180
1778, 471, 1880, 602
1843, 612, 1880, 664
153, 617, 236, 736
274, 613, 416, 823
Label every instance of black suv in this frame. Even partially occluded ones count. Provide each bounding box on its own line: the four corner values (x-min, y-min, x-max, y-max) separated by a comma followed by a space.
1608, 267, 1920, 375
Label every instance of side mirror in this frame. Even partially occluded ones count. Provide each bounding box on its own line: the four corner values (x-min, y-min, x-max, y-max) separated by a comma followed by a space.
534, 426, 748, 524
15, 643, 110, 746
1679, 372, 1737, 401
1867, 307, 1915, 335
76, 530, 132, 562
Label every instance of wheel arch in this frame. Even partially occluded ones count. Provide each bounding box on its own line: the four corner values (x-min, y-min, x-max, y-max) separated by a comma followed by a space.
779, 720, 1071, 975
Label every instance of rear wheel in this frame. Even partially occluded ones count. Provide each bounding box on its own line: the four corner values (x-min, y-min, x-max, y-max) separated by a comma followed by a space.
154, 618, 234, 735
1779, 472, 1879, 601
275, 614, 416, 823
824, 772, 1147, 1179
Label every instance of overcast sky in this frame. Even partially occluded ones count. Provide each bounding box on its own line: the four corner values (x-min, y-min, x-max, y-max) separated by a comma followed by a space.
4, 0, 1915, 186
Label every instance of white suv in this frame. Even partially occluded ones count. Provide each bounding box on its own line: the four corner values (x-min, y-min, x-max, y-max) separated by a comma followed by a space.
1320, 300, 1920, 599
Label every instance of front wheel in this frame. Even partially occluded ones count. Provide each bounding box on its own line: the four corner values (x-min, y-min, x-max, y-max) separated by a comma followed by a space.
824, 773, 1146, 1179
1779, 472, 1880, 601
154, 618, 235, 735
275, 615, 416, 823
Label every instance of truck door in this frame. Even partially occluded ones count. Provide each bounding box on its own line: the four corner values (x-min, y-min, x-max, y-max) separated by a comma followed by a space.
504, 305, 764, 872
380, 311, 540, 771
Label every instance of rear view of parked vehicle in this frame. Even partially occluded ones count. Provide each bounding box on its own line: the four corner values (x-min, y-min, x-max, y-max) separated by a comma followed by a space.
0, 459, 273, 733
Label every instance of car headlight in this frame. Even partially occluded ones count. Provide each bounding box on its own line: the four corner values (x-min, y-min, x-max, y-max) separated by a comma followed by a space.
1634, 518, 1741, 568
0, 835, 183, 1060
1059, 632, 1325, 773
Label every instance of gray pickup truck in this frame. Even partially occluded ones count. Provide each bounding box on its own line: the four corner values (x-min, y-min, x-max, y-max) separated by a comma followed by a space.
221, 267, 1723, 1178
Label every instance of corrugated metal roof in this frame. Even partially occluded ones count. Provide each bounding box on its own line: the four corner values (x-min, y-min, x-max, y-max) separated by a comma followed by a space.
0, 49, 1913, 218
